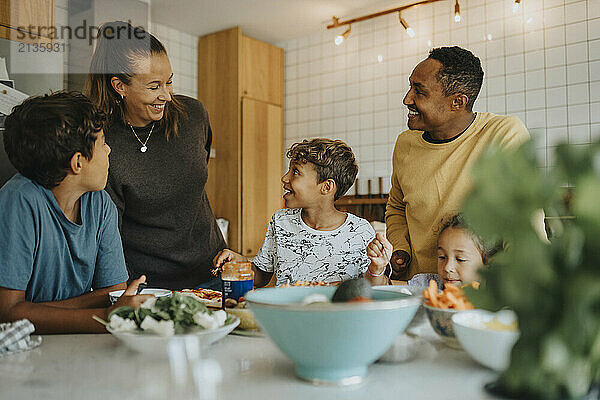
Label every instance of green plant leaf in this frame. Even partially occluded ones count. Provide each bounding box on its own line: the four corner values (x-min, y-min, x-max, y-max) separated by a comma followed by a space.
461, 140, 600, 399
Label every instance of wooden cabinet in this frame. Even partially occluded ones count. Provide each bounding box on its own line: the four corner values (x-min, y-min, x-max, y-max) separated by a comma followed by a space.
242, 36, 284, 106
0, 0, 55, 44
241, 98, 283, 255
198, 27, 284, 256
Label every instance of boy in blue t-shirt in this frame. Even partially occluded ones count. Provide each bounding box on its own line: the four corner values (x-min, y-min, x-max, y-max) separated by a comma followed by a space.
0, 92, 149, 333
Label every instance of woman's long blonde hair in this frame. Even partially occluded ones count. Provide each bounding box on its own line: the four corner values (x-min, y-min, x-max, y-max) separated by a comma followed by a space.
84, 21, 185, 139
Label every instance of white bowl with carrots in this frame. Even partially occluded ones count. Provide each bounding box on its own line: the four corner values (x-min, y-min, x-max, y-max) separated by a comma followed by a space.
422, 281, 476, 348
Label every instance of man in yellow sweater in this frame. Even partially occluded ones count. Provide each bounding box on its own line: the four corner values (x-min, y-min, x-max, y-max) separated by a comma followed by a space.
384, 46, 529, 280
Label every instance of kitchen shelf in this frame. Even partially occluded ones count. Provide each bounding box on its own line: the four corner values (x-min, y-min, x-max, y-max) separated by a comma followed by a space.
335, 195, 388, 206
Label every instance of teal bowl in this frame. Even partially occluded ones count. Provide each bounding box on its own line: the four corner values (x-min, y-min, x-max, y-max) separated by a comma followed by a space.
245, 286, 420, 385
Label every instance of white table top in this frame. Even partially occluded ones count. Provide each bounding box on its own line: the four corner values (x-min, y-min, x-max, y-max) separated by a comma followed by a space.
0, 324, 500, 400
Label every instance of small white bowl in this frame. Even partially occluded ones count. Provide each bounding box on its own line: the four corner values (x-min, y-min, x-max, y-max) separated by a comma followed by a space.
109, 288, 172, 304
107, 316, 240, 357
452, 310, 520, 371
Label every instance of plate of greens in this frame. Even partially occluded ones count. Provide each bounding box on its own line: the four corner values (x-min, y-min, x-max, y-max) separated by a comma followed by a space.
98, 293, 239, 356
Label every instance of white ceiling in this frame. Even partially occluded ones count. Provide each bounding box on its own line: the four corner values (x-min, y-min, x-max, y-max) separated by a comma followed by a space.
150, 0, 414, 44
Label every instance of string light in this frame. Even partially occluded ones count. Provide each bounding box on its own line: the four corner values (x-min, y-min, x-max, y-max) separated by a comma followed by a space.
399, 13, 416, 38
454, 0, 461, 23
327, 0, 464, 40
512, 0, 521, 13
334, 25, 351, 45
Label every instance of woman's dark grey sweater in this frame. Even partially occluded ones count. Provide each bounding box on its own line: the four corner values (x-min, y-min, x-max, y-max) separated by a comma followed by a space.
104, 95, 225, 290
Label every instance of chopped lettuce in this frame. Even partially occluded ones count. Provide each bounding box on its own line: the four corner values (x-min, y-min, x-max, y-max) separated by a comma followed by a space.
107, 293, 228, 336
107, 314, 138, 332
140, 316, 175, 336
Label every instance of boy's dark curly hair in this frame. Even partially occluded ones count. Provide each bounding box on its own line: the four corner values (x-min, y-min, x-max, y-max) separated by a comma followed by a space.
428, 46, 484, 111
3, 91, 106, 189
286, 138, 358, 201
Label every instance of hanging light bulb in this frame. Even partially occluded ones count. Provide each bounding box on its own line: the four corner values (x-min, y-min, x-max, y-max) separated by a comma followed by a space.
512, 0, 521, 13
399, 13, 416, 38
335, 25, 351, 45
454, 0, 461, 23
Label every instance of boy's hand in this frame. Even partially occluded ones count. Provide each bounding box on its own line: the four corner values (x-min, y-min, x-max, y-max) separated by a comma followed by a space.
366, 233, 393, 274
212, 249, 246, 271
111, 275, 152, 310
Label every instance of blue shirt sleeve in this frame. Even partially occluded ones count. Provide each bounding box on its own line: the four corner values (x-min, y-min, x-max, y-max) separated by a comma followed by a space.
92, 192, 128, 289
0, 190, 35, 290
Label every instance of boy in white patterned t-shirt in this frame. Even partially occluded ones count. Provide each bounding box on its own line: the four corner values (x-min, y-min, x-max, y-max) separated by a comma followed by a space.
213, 138, 376, 286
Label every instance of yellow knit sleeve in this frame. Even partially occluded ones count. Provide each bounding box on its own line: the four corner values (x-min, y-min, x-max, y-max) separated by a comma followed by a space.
385, 138, 412, 255
497, 116, 531, 150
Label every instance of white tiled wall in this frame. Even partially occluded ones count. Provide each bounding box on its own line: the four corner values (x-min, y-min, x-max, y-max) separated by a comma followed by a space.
277, 0, 599, 194
150, 23, 198, 99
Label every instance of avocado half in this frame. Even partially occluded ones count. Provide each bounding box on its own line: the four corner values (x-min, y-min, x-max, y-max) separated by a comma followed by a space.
331, 278, 373, 303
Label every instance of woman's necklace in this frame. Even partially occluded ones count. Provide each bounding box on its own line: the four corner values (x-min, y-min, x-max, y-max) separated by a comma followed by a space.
129, 122, 155, 153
